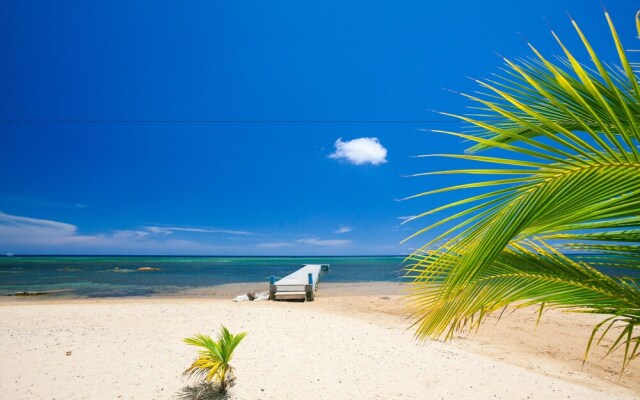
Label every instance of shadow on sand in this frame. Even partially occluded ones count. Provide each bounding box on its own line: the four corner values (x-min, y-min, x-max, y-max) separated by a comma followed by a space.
176, 383, 230, 400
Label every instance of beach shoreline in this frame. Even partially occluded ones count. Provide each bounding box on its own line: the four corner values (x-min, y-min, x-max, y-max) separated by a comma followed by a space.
0, 281, 406, 303
1, 282, 638, 399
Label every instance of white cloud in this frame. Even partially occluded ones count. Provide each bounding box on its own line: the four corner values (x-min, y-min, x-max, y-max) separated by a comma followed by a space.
334, 226, 352, 234
255, 242, 292, 249
329, 137, 387, 165
0, 211, 219, 254
0, 211, 77, 241
111, 230, 150, 239
296, 238, 352, 247
146, 226, 252, 235
0, 212, 361, 255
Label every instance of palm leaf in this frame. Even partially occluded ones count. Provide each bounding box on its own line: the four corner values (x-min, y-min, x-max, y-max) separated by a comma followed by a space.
183, 325, 247, 393
405, 12, 640, 371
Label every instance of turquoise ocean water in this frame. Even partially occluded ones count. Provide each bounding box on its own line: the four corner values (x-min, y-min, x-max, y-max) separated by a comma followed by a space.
0, 256, 406, 298
2, 254, 633, 299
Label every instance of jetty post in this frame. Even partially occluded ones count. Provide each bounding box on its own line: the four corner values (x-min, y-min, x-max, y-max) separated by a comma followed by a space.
305, 272, 314, 301
269, 276, 277, 300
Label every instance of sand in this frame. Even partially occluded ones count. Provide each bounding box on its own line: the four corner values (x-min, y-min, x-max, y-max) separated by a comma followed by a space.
0, 282, 638, 399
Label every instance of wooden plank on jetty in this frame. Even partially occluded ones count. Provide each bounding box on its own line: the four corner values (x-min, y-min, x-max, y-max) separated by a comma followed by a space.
269, 264, 329, 301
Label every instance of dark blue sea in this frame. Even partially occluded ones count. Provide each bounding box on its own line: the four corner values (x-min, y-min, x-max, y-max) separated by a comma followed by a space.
0, 256, 406, 298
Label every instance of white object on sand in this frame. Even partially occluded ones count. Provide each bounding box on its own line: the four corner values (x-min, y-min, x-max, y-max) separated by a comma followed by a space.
233, 291, 269, 302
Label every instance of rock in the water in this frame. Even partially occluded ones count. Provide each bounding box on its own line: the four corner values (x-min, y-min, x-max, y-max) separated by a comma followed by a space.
137, 267, 161, 271
247, 292, 257, 301
12, 289, 74, 296
109, 268, 135, 273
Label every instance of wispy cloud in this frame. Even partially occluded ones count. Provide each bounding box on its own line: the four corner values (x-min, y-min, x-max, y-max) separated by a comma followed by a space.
329, 137, 387, 165
296, 238, 352, 247
334, 226, 352, 234
0, 211, 77, 241
0, 211, 362, 255
146, 226, 252, 235
0, 211, 218, 254
111, 229, 150, 239
0, 195, 88, 209
255, 242, 292, 249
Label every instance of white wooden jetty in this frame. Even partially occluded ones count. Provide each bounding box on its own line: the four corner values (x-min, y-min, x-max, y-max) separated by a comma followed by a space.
269, 264, 329, 301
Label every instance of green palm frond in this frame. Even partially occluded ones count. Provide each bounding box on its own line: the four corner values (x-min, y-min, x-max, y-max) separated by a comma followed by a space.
183, 325, 247, 393
460, 13, 640, 154
405, 12, 640, 372
544, 229, 640, 242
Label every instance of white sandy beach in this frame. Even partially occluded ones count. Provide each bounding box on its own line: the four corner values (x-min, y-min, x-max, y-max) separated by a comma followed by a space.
0, 283, 638, 400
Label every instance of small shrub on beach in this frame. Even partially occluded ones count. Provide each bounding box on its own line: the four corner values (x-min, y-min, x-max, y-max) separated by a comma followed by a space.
183, 326, 247, 394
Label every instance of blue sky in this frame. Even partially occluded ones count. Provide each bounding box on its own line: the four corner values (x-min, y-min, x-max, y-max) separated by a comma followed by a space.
1, 1, 637, 255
